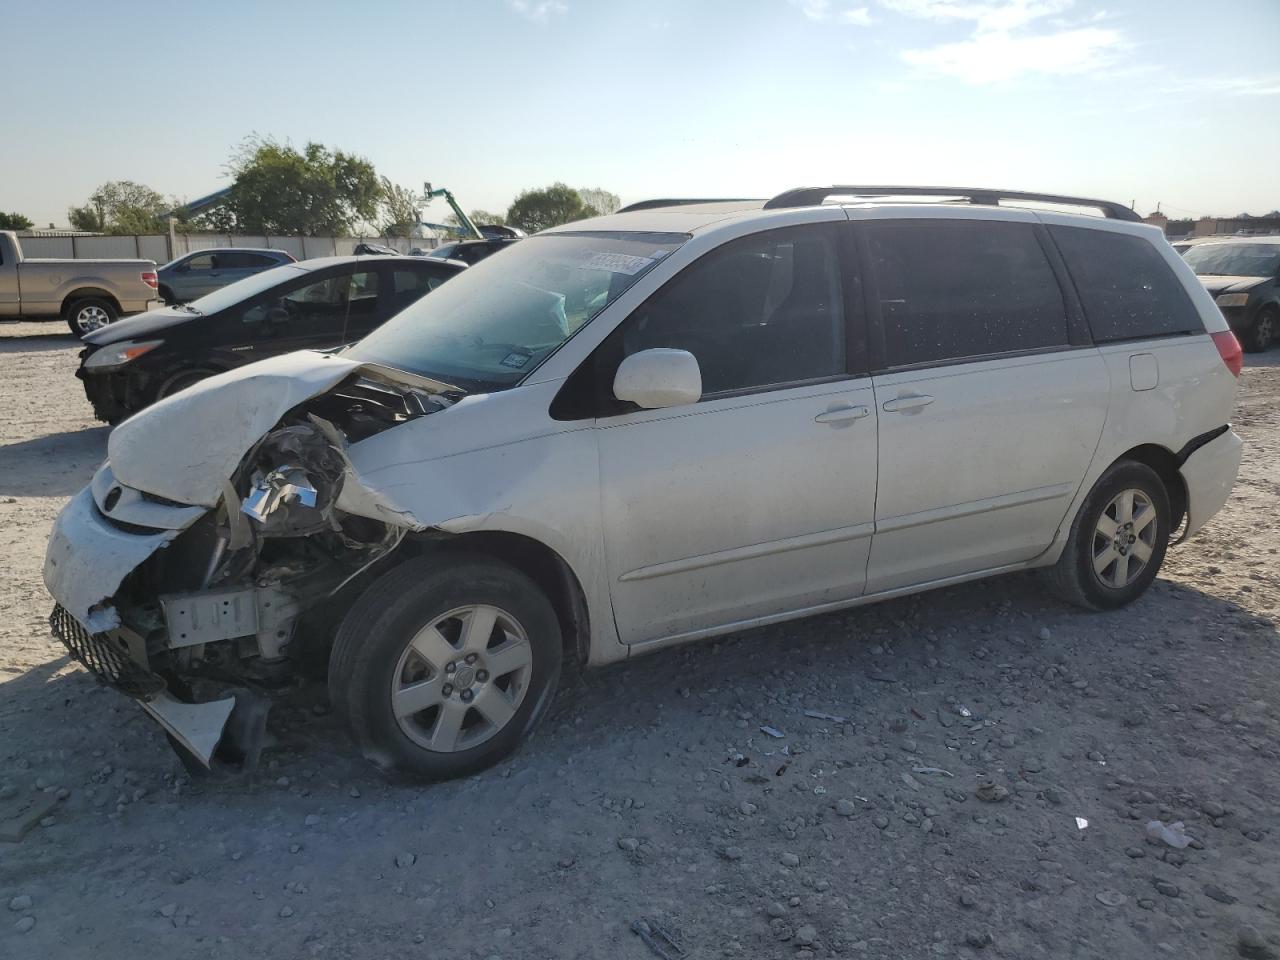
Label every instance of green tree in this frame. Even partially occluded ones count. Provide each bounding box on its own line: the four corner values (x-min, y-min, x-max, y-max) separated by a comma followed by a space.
577, 188, 620, 216
0, 212, 33, 230
380, 178, 421, 237
222, 136, 384, 235
68, 181, 171, 234
444, 209, 508, 232
506, 183, 598, 233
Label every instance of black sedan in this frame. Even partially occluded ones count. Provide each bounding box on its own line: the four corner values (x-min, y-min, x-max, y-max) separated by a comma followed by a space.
79, 254, 466, 422
1183, 238, 1280, 352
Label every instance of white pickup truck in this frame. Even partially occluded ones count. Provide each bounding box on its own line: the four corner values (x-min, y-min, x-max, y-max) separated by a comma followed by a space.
0, 231, 164, 335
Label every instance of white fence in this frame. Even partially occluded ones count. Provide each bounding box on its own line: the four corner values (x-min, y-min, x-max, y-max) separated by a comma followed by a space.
16, 233, 438, 263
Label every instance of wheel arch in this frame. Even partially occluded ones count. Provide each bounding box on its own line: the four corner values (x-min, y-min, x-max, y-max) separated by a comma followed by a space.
404, 531, 591, 667
1112, 443, 1187, 534
62, 287, 122, 317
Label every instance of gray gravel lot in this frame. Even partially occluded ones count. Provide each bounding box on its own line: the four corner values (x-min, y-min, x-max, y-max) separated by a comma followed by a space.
2, 322, 1279, 960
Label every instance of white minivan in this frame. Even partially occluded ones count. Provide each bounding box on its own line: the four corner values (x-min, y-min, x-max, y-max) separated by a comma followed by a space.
44, 187, 1244, 779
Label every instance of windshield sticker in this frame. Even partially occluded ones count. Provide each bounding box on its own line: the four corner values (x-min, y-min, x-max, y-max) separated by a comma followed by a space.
500, 351, 533, 369
579, 252, 655, 276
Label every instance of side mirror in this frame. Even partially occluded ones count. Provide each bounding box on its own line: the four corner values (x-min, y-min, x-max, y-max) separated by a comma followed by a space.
613, 348, 702, 409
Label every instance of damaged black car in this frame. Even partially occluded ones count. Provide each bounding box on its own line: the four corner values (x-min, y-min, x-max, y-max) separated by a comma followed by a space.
76, 254, 466, 423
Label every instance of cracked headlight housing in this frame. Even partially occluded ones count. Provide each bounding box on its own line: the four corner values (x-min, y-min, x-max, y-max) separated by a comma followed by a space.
83, 339, 164, 371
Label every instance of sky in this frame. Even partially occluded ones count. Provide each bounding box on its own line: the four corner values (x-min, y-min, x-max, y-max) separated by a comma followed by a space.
2, 0, 1278, 228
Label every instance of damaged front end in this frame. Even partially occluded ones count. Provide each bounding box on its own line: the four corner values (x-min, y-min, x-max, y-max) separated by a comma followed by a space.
44, 353, 453, 771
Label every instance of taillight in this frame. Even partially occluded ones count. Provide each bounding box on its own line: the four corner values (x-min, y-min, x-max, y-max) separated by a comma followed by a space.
141, 271, 158, 289
1212, 330, 1243, 377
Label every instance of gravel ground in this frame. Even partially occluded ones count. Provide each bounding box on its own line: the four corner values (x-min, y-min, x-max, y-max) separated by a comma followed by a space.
2, 322, 1279, 960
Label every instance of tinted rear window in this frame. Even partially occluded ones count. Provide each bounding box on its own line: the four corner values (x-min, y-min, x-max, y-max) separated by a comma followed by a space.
866, 219, 1068, 367
1051, 226, 1201, 342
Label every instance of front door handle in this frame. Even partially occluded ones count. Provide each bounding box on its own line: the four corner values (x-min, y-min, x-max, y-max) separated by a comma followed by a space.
882, 394, 935, 414
814, 404, 870, 424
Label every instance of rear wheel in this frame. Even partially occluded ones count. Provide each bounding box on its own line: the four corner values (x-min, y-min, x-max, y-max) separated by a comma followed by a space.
66, 297, 117, 337
1243, 306, 1277, 353
328, 553, 562, 780
1043, 460, 1170, 610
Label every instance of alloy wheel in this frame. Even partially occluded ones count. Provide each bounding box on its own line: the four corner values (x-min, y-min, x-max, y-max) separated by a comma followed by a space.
390, 605, 534, 753
1091, 488, 1158, 589
76, 304, 110, 333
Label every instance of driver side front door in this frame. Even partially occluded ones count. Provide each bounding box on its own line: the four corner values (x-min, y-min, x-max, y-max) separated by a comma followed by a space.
592, 221, 879, 645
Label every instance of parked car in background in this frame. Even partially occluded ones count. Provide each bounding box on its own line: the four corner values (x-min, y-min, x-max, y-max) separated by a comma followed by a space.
158, 248, 296, 304
1181, 237, 1280, 351
78, 254, 465, 422
352, 241, 400, 257
44, 187, 1242, 780
421, 236, 521, 266
0, 230, 162, 335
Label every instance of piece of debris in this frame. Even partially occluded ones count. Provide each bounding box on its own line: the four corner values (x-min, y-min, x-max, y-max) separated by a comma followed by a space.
901, 772, 922, 791
1205, 884, 1238, 905
1096, 890, 1127, 907
1146, 819, 1194, 849
912, 766, 955, 778
8, 895, 32, 911
975, 783, 1009, 803
803, 710, 848, 724
1075, 817, 1089, 830
14, 916, 35, 934
760, 725, 785, 739
395, 852, 416, 868
617, 837, 640, 853
866, 672, 897, 683
630, 917, 686, 960
835, 799, 857, 817
0, 791, 59, 843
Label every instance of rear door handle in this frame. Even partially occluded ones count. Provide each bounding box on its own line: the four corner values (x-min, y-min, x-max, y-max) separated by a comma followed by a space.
814, 404, 870, 424
881, 394, 934, 414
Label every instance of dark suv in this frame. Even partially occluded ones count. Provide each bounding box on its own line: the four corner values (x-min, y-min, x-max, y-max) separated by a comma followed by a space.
1182, 238, 1280, 352
79, 254, 465, 422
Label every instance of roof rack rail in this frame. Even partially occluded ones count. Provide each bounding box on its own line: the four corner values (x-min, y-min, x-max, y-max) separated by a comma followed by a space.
616, 198, 762, 214
762, 185, 1142, 222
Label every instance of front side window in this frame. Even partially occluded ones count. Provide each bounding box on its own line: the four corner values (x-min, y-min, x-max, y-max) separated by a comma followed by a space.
241, 269, 377, 324
347, 232, 685, 391
866, 219, 1068, 367
615, 224, 846, 395
1051, 226, 1201, 342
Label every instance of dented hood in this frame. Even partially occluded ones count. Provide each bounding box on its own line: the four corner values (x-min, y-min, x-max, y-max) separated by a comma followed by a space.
108, 351, 363, 507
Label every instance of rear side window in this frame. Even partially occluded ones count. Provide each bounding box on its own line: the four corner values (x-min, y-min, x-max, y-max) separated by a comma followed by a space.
618, 224, 846, 395
1050, 226, 1201, 342
866, 220, 1068, 367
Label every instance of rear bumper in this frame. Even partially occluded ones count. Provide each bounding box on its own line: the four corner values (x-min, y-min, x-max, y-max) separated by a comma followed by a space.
1178, 428, 1243, 539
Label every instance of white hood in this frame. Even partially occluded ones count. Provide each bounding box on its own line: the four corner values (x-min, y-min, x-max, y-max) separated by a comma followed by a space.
108, 351, 363, 507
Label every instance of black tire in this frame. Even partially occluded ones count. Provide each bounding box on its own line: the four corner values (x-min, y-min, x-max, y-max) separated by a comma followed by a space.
65, 297, 118, 337
1243, 306, 1277, 353
1043, 460, 1171, 611
328, 552, 562, 780
155, 368, 216, 401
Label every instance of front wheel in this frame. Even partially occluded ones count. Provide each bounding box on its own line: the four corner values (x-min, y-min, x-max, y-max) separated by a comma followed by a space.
66, 297, 118, 337
1243, 306, 1276, 353
328, 553, 562, 780
1043, 460, 1170, 610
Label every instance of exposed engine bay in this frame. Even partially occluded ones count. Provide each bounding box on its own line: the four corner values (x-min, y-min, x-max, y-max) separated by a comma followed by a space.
45, 356, 463, 770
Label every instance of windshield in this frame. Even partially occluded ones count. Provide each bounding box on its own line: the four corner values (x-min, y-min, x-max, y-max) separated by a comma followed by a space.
426, 244, 457, 259
1183, 243, 1280, 278
181, 263, 309, 314
346, 231, 687, 390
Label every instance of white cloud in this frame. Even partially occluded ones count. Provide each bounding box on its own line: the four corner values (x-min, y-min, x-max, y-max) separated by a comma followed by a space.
789, 0, 874, 26
878, 0, 1071, 32
507, 0, 568, 23
880, 1, 1123, 84
901, 25, 1121, 83
1167, 76, 1280, 97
